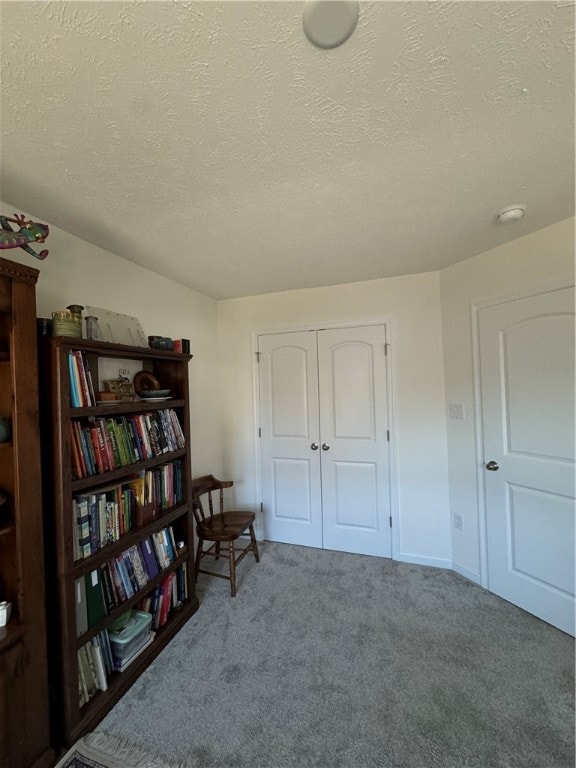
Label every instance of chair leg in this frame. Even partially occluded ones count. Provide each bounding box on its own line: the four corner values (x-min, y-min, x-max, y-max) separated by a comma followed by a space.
215, 542, 221, 561
195, 536, 203, 579
229, 540, 237, 597
249, 524, 260, 562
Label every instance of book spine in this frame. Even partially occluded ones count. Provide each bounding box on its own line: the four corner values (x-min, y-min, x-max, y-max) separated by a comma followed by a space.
108, 558, 128, 603
100, 564, 117, 613
69, 353, 82, 408
81, 350, 97, 405
74, 350, 92, 407
90, 637, 108, 692
115, 555, 135, 599
121, 551, 140, 594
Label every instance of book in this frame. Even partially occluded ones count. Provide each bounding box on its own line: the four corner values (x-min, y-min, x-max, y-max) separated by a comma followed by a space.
87, 493, 99, 553
85, 569, 107, 628
77, 648, 89, 707
97, 418, 115, 471
79, 428, 95, 476
90, 636, 108, 692
70, 422, 87, 479
78, 644, 97, 700
127, 545, 149, 590
75, 495, 91, 559
151, 530, 169, 569
139, 537, 159, 580
114, 555, 135, 599
69, 352, 82, 407
100, 564, 117, 613
73, 350, 92, 407
158, 572, 175, 627
81, 643, 98, 698
82, 351, 97, 405
108, 558, 128, 603
105, 419, 122, 467
162, 528, 176, 562
75, 577, 88, 637
121, 551, 140, 593
98, 629, 114, 676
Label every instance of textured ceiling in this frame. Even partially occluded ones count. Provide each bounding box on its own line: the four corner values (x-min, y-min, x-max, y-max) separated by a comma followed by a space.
1, 1, 574, 299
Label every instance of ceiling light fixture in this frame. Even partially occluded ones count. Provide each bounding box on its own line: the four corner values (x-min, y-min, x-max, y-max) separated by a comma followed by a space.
303, 0, 359, 49
497, 204, 526, 224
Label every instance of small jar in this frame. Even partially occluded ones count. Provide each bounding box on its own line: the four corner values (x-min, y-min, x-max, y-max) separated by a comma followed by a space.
52, 310, 82, 338
85, 316, 100, 340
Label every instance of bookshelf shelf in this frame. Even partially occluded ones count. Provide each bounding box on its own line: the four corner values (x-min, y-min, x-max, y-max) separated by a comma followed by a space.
0, 256, 54, 768
70, 447, 187, 493
71, 502, 189, 578
41, 335, 199, 748
75, 548, 190, 648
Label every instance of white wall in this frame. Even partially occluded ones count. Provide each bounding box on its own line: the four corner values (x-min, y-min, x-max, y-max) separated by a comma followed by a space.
1, 201, 221, 478
440, 217, 575, 584
217, 271, 452, 567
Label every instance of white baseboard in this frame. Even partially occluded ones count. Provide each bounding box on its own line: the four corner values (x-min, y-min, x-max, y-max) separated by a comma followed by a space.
451, 562, 482, 585
395, 552, 452, 570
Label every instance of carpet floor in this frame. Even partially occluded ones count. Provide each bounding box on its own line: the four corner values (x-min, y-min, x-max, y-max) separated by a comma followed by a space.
96, 542, 575, 768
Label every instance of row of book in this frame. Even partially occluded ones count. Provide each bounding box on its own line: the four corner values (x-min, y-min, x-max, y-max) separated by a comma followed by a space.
70, 408, 185, 479
75, 527, 183, 635
73, 461, 184, 561
78, 631, 114, 706
69, 350, 96, 408
77, 566, 189, 706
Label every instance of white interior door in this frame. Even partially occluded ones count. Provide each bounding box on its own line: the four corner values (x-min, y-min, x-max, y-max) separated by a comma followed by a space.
479, 287, 575, 635
259, 331, 322, 547
259, 326, 391, 557
318, 327, 391, 557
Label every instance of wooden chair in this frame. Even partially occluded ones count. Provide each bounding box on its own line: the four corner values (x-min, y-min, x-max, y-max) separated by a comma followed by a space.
192, 475, 260, 597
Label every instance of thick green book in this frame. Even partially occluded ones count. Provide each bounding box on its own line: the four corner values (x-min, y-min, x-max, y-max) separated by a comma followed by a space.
85, 569, 106, 628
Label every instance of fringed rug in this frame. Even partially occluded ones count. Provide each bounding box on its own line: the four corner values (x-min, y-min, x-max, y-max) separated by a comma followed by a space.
54, 732, 185, 768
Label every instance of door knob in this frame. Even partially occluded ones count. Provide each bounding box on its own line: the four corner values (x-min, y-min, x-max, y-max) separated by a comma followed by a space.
485, 461, 499, 471
322, 443, 330, 451
311, 442, 319, 450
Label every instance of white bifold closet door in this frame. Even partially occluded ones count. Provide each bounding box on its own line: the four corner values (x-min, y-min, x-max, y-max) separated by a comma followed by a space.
259, 326, 391, 558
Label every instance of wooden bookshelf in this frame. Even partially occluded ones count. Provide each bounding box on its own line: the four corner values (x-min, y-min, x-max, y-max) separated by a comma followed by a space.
41, 336, 199, 747
0, 256, 53, 768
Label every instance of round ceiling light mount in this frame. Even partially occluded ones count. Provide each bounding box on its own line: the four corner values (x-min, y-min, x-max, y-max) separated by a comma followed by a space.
497, 204, 526, 224
303, 1, 360, 50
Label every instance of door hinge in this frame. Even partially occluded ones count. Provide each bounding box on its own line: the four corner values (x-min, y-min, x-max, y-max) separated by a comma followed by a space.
260, 502, 263, 514
386, 429, 390, 441
389, 516, 392, 528
256, 351, 261, 363
258, 427, 261, 438
384, 343, 389, 356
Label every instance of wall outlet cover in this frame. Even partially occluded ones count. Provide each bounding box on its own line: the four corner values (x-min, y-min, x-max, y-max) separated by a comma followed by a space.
449, 402, 465, 419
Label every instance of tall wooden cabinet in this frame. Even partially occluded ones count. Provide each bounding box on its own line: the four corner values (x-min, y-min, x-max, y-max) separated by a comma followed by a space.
41, 336, 199, 747
0, 256, 53, 768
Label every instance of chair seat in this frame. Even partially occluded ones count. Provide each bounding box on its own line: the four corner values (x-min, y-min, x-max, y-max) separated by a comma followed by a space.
197, 511, 256, 542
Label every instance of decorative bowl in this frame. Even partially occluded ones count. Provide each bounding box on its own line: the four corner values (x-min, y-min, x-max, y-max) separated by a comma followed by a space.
138, 389, 171, 398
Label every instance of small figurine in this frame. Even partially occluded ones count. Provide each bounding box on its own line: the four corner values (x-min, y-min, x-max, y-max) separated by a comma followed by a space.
0, 213, 49, 260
